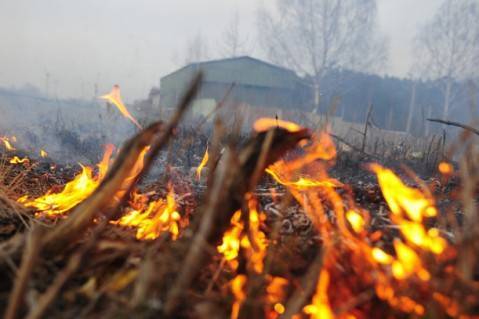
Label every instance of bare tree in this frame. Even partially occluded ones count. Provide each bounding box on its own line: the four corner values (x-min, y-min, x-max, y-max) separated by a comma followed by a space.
220, 10, 250, 58
414, 0, 479, 121
258, 0, 388, 112
184, 32, 210, 64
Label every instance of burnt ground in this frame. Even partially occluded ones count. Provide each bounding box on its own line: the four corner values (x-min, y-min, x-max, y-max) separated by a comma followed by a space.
0, 130, 469, 318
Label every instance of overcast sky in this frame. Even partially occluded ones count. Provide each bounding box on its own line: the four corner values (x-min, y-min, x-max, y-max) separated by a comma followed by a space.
0, 0, 442, 101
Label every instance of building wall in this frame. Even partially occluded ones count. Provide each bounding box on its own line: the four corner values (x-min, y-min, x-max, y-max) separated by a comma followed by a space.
159, 57, 312, 111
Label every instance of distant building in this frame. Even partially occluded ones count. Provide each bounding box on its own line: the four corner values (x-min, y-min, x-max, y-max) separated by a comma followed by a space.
157, 56, 312, 118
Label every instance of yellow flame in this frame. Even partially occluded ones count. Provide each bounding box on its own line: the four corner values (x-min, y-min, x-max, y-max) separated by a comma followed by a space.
253, 117, 303, 133
196, 146, 209, 181
217, 194, 268, 273
217, 210, 243, 270
9, 156, 30, 165
371, 248, 394, 265
113, 187, 182, 240
40, 149, 48, 158
346, 210, 365, 233
18, 144, 114, 216
100, 85, 142, 129
303, 270, 334, 319
392, 239, 430, 281
1, 137, 15, 151
369, 164, 436, 223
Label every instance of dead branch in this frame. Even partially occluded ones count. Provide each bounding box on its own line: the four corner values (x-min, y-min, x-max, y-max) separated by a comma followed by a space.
163, 127, 311, 315
4, 227, 43, 319
427, 118, 479, 136
25, 221, 107, 319
331, 133, 382, 161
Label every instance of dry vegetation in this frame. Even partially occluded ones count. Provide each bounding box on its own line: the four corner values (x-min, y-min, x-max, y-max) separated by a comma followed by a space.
0, 74, 477, 319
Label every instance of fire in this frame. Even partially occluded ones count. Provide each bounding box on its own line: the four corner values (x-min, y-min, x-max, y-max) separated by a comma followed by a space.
217, 210, 243, 270
303, 270, 334, 319
112, 187, 183, 240
9, 156, 30, 165
369, 164, 436, 223
100, 85, 142, 129
253, 117, 303, 133
40, 149, 48, 158
19, 144, 114, 216
438, 161, 453, 175
218, 194, 268, 273
369, 164, 446, 254
265, 276, 288, 318
345, 210, 365, 233
196, 146, 209, 181
230, 275, 247, 319
1, 136, 15, 151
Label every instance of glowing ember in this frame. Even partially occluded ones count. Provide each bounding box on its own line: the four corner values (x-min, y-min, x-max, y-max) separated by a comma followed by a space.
438, 162, 453, 175
113, 187, 182, 240
196, 146, 209, 181
9, 156, 30, 165
18, 144, 114, 216
100, 85, 142, 129
266, 276, 288, 318
253, 117, 303, 133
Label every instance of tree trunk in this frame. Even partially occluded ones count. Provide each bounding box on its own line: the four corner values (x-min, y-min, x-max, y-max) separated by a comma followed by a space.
425, 105, 432, 136
406, 83, 416, 133
443, 79, 452, 121
312, 81, 321, 114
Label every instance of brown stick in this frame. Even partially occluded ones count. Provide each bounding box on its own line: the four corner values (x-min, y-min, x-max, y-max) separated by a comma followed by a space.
4, 227, 43, 319
25, 221, 107, 319
427, 118, 479, 136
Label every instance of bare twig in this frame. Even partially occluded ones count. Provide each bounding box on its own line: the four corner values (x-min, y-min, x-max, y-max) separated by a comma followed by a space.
4, 227, 43, 319
427, 118, 479, 136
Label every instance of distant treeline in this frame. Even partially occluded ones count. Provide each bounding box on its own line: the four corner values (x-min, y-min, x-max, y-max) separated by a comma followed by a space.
314, 69, 478, 136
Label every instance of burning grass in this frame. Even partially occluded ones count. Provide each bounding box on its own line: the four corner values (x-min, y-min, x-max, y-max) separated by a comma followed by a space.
0, 77, 478, 318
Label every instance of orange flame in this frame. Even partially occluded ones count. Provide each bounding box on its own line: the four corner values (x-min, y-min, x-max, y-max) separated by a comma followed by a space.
438, 162, 453, 175
266, 276, 288, 318
100, 85, 142, 129
19, 144, 115, 216
196, 146, 209, 181
230, 274, 247, 319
